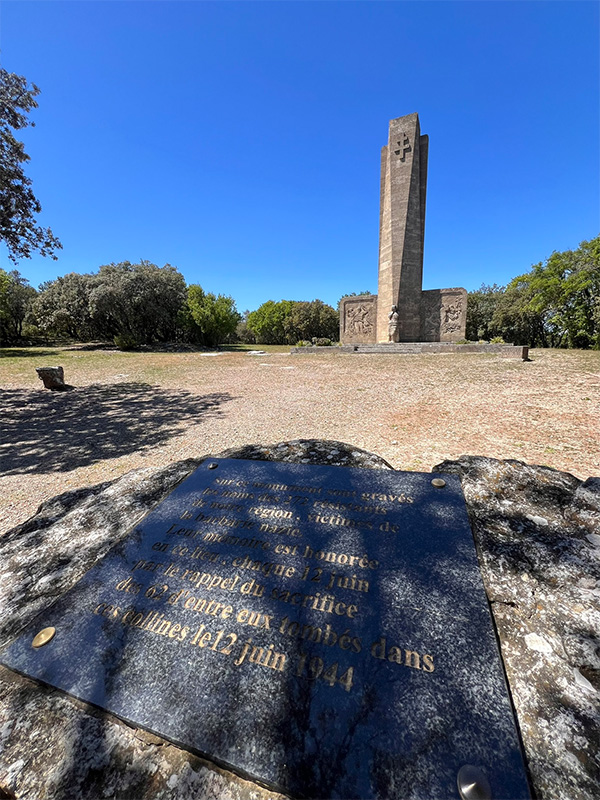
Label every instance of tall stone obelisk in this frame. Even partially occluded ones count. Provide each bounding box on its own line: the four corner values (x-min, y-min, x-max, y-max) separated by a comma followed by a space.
376, 113, 428, 343
339, 113, 467, 346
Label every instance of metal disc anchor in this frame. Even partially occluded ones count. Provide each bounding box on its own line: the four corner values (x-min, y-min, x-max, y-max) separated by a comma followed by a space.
32, 627, 56, 648
457, 765, 492, 800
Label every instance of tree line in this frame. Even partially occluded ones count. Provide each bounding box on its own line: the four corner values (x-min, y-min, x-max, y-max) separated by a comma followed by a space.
1, 235, 599, 349
0, 261, 340, 348
466, 236, 600, 348
1, 236, 598, 349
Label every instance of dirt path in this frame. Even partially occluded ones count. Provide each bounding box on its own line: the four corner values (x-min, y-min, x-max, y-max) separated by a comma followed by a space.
1, 347, 598, 535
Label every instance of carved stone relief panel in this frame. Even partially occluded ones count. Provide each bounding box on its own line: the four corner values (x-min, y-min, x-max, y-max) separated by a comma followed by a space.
420, 288, 467, 342
339, 295, 378, 344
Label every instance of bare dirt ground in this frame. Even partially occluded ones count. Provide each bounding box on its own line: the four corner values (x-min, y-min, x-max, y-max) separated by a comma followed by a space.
1, 346, 598, 536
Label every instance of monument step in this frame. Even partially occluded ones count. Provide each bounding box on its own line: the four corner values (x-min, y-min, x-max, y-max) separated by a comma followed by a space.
291, 343, 530, 359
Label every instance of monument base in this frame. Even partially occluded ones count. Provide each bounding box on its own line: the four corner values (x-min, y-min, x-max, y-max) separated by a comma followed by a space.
292, 343, 530, 359
339, 289, 468, 345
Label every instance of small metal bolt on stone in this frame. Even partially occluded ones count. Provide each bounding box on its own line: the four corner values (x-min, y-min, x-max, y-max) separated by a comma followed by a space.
32, 627, 56, 648
431, 478, 446, 488
457, 765, 492, 800
207, 462, 218, 470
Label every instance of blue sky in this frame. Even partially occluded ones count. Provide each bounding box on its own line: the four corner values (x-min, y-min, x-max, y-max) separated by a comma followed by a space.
1, 1, 598, 312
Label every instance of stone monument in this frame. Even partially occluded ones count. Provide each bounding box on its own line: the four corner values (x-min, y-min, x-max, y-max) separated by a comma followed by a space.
340, 113, 467, 344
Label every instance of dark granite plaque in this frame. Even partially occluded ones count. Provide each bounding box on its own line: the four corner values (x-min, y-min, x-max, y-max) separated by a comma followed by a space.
0, 459, 530, 799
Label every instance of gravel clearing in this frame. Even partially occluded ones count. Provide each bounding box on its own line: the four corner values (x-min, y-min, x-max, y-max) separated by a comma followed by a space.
1, 346, 598, 536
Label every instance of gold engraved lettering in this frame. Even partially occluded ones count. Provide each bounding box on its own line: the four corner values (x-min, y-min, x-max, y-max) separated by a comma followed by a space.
270, 588, 359, 619
258, 522, 300, 538
269, 651, 286, 671
252, 481, 321, 495
193, 511, 255, 530
422, 654, 435, 672
313, 499, 388, 516
274, 543, 299, 557
214, 478, 249, 487
235, 608, 272, 629
369, 637, 434, 672
325, 571, 369, 593
202, 531, 271, 549
118, 606, 190, 641
308, 513, 373, 531
302, 545, 379, 570
249, 506, 294, 521
220, 632, 237, 655
132, 559, 164, 573
231, 554, 296, 579
278, 617, 362, 653
360, 491, 414, 504
404, 650, 421, 670
94, 602, 121, 619
115, 576, 141, 594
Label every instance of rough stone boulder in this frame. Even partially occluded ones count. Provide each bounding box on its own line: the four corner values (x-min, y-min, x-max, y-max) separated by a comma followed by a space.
0, 441, 598, 800
35, 366, 70, 391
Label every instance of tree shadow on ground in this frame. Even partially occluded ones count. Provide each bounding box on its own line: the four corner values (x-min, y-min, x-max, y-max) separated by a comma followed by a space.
0, 383, 234, 476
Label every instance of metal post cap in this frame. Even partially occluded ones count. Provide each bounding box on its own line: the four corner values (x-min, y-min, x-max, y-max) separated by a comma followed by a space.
457, 765, 492, 800
32, 627, 56, 648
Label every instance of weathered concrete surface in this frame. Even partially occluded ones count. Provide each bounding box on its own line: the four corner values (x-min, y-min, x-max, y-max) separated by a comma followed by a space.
0, 443, 598, 799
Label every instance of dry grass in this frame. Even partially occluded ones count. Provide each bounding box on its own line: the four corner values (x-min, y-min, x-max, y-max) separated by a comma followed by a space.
1, 345, 598, 535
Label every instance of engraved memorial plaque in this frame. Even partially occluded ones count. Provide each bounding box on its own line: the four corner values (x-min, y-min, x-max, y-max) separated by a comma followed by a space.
0, 459, 530, 799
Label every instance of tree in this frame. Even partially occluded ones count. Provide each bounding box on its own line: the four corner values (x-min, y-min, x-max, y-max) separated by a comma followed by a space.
488, 237, 600, 348
286, 299, 339, 342
185, 285, 240, 347
466, 284, 505, 341
247, 299, 340, 344
89, 261, 187, 344
0, 268, 37, 343
521, 237, 600, 349
32, 261, 187, 344
247, 300, 295, 344
31, 271, 95, 340
490, 278, 548, 347
0, 69, 62, 264
235, 310, 256, 344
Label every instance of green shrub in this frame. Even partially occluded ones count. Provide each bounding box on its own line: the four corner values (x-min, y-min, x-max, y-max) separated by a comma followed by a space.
314, 337, 333, 346
490, 336, 506, 344
114, 333, 140, 350
296, 340, 311, 347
